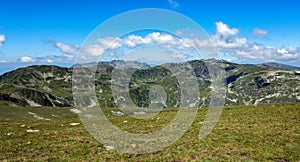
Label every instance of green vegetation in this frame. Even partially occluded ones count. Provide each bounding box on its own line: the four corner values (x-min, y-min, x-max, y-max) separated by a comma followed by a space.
0, 60, 299, 160
1, 102, 299, 161
0, 60, 299, 108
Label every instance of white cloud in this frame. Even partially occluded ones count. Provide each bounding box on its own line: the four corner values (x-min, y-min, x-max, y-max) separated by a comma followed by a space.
0, 34, 5, 47
34, 53, 84, 63
50, 40, 79, 55
80, 37, 123, 57
215, 22, 239, 36
209, 22, 299, 62
178, 38, 195, 49
212, 36, 248, 49
123, 32, 178, 48
205, 22, 250, 50
81, 44, 105, 56
83, 28, 299, 63
0, 60, 7, 63
97, 37, 122, 49
148, 32, 176, 44
253, 28, 268, 37
19, 56, 35, 63
124, 35, 151, 48
123, 32, 195, 50
240, 45, 298, 62
46, 59, 53, 63
168, 0, 179, 8
48, 23, 299, 64
42, 40, 81, 63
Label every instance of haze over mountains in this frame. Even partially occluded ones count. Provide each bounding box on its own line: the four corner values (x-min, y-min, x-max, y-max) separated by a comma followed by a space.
0, 60, 299, 108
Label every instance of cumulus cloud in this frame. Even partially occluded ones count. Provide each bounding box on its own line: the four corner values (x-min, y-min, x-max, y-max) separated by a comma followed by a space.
97, 37, 122, 49
253, 28, 268, 37
168, 0, 179, 8
50, 40, 79, 55
215, 22, 239, 36
209, 22, 248, 50
18, 56, 35, 63
18, 40, 79, 63
35, 53, 88, 63
81, 45, 105, 56
47, 22, 299, 64
41, 40, 82, 63
123, 32, 179, 48
148, 32, 176, 44
0, 34, 5, 47
80, 38, 122, 57
234, 46, 299, 61
208, 22, 299, 62
79, 33, 194, 59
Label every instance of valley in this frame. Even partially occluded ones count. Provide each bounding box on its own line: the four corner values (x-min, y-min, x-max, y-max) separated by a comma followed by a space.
0, 60, 299, 108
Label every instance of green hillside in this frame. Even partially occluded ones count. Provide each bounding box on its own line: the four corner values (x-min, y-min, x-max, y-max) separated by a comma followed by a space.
0, 60, 299, 108
0, 102, 299, 161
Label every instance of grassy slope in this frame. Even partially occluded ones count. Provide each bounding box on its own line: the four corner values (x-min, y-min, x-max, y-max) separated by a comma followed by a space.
0, 102, 299, 161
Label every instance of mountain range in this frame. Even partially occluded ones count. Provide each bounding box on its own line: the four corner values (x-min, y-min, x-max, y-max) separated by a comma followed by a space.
0, 60, 299, 108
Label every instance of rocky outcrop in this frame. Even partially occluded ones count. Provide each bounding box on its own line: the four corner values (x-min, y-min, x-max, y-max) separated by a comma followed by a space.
0, 60, 299, 108
0, 84, 71, 107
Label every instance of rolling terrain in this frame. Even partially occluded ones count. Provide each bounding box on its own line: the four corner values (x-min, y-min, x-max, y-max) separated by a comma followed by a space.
0, 60, 299, 161
0, 60, 299, 108
0, 101, 299, 161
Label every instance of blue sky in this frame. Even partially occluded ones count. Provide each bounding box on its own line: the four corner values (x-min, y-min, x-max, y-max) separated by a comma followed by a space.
0, 0, 300, 74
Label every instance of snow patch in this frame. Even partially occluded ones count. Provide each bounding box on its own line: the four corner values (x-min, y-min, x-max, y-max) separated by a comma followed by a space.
70, 108, 82, 114
7, 132, 13, 136
70, 123, 80, 126
111, 111, 124, 116
26, 129, 39, 133
51, 114, 60, 118
28, 112, 50, 120
104, 145, 114, 150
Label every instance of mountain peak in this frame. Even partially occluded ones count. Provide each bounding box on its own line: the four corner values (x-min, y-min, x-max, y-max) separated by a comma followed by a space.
260, 62, 300, 70
0, 59, 299, 108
